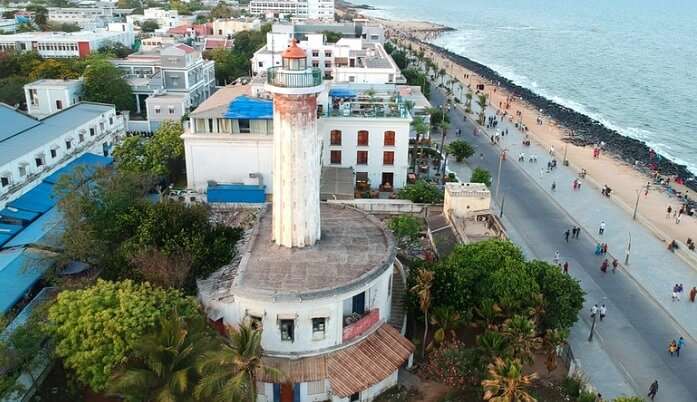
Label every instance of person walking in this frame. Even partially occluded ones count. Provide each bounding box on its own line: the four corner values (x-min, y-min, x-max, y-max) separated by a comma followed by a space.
599, 304, 607, 321
666, 205, 672, 219
612, 258, 619, 273
669, 340, 677, 356
574, 226, 581, 239
553, 250, 560, 264
594, 243, 602, 255
689, 286, 697, 302
647, 380, 658, 400
672, 284, 680, 301
564, 229, 570, 242
591, 304, 598, 319
677, 336, 685, 357
600, 259, 608, 273
551, 181, 556, 192
563, 261, 569, 274
599, 220, 606, 235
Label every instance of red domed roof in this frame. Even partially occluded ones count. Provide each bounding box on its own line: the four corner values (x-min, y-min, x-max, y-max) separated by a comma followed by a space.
282, 38, 307, 59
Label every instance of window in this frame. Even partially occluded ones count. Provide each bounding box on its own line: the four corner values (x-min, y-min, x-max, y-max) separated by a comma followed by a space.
349, 76, 355, 82
55, 100, 63, 110
1, 176, 9, 187
18, 165, 27, 177
109, 117, 113, 125
312, 50, 319, 57
258, 61, 263, 67
312, 318, 326, 340
78, 133, 84, 143
312, 61, 319, 68
356, 151, 368, 165
50, 148, 57, 158
90, 128, 95, 136
65, 140, 72, 150
248, 315, 262, 330
330, 130, 342, 145
350, 392, 360, 402
307, 380, 325, 395
384, 131, 395, 146
357, 130, 369, 146
168, 105, 175, 114
238, 119, 250, 133
35, 156, 44, 167
330, 150, 341, 165
280, 320, 294, 342
383, 151, 395, 165
324, 50, 331, 57
100, 122, 104, 131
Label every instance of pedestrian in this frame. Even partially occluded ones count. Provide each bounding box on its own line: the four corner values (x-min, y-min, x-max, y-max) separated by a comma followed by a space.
594, 243, 602, 255
672, 284, 680, 301
690, 286, 697, 302
574, 226, 580, 239
599, 220, 606, 235
677, 336, 685, 357
564, 229, 570, 242
551, 181, 556, 191
591, 304, 598, 318
669, 339, 677, 356
612, 258, 618, 273
599, 304, 607, 321
553, 250, 560, 264
647, 380, 658, 400
600, 259, 608, 273
666, 205, 672, 219
563, 261, 569, 274
602, 243, 608, 254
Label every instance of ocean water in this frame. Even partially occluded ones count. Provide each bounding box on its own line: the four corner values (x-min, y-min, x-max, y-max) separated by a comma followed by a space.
358, 0, 697, 174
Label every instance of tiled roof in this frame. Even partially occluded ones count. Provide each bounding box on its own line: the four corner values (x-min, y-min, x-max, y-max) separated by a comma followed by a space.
258, 324, 414, 397
175, 43, 195, 53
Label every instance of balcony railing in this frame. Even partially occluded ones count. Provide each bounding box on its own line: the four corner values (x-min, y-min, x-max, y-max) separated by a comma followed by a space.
266, 67, 322, 88
342, 308, 380, 342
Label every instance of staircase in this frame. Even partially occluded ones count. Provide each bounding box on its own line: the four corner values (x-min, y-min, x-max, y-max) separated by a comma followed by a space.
389, 261, 408, 334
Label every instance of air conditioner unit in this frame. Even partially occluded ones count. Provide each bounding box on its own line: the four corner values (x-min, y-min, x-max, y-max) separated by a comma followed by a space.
244, 173, 263, 186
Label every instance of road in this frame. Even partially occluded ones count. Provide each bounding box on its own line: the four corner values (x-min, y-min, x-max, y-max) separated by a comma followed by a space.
428, 87, 697, 401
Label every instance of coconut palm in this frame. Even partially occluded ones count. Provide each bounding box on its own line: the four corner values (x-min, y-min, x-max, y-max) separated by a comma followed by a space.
477, 93, 488, 125
107, 312, 215, 402
482, 358, 538, 402
473, 299, 504, 330
410, 116, 429, 172
476, 330, 511, 364
501, 315, 542, 364
195, 322, 282, 402
465, 92, 473, 113
428, 305, 465, 349
411, 268, 434, 357
542, 328, 568, 374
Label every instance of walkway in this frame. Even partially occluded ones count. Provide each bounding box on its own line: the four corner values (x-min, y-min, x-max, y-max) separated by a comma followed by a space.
427, 86, 697, 401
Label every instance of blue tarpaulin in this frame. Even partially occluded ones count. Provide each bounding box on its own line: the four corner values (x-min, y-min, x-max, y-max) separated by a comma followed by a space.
223, 96, 273, 120
7, 182, 57, 214
0, 223, 23, 247
4, 206, 62, 249
0, 207, 40, 223
329, 88, 357, 98
208, 184, 266, 203
0, 248, 52, 314
43, 153, 112, 184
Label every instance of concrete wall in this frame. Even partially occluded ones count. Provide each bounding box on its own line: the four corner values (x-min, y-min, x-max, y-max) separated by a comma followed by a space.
24, 83, 82, 117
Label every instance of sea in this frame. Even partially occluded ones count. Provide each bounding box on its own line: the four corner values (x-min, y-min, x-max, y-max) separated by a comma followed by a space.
357, 0, 697, 174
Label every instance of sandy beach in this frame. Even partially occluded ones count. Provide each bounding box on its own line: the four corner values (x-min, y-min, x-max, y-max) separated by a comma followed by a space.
340, 6, 697, 262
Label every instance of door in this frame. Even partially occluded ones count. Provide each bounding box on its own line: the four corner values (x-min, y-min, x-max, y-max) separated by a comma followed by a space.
381, 172, 394, 188
280, 383, 293, 402
352, 292, 365, 315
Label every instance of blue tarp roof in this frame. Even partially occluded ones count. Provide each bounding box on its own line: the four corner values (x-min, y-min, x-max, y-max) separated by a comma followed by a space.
0, 248, 52, 314
0, 223, 23, 248
208, 184, 266, 203
6, 182, 57, 214
0, 207, 40, 223
4, 206, 62, 249
43, 153, 112, 184
223, 96, 273, 120
329, 88, 357, 98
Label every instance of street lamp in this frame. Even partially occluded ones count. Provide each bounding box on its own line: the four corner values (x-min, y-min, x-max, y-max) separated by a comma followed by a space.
495, 150, 507, 217
625, 232, 632, 265
632, 183, 651, 220
588, 313, 597, 342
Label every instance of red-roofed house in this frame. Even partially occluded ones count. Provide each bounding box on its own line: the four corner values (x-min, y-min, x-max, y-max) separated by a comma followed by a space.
203, 37, 234, 50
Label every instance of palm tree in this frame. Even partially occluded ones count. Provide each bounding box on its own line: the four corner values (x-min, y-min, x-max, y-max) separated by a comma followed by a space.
438, 68, 446, 87
481, 358, 538, 402
411, 268, 434, 358
473, 299, 504, 330
195, 323, 282, 402
477, 93, 488, 125
541, 328, 568, 374
465, 92, 473, 113
410, 116, 429, 172
477, 330, 511, 364
107, 312, 215, 402
428, 306, 465, 349
501, 315, 541, 364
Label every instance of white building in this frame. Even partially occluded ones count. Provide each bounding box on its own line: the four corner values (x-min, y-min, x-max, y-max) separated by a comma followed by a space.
0, 102, 124, 209
211, 17, 260, 37
47, 6, 116, 29
248, 0, 334, 20
198, 42, 413, 402
126, 8, 181, 31
24, 79, 83, 118
0, 25, 134, 58
0, 18, 16, 33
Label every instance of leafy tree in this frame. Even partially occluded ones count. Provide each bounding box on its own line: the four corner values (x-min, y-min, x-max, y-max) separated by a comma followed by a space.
195, 323, 282, 401
476, 331, 511, 364
82, 58, 135, 111
140, 19, 159, 32
0, 76, 27, 107
115, 121, 185, 180
411, 268, 433, 358
46, 280, 199, 391
429, 306, 465, 348
488, 263, 539, 313
207, 48, 250, 85
477, 93, 488, 125
98, 41, 134, 58
541, 328, 568, 373
27, 58, 80, 81
26, 5, 48, 29
524, 260, 584, 332
470, 167, 492, 187
411, 116, 429, 171
322, 30, 342, 43
46, 21, 81, 32
481, 358, 538, 402
130, 247, 192, 289
447, 140, 474, 162
107, 311, 216, 402
397, 180, 443, 203
383, 41, 395, 54
465, 92, 473, 113
211, 2, 234, 18
402, 68, 430, 98
388, 215, 420, 250
428, 107, 449, 127
390, 50, 408, 70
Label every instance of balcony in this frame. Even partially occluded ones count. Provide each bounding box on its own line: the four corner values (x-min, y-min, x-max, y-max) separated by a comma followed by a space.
342, 308, 379, 342
266, 66, 322, 88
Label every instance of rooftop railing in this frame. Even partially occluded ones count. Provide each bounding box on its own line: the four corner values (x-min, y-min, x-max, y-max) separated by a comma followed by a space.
266, 66, 322, 88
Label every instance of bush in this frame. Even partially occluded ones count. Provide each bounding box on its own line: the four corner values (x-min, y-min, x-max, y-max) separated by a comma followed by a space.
388, 215, 421, 249
397, 180, 443, 204
470, 168, 492, 187
447, 140, 475, 162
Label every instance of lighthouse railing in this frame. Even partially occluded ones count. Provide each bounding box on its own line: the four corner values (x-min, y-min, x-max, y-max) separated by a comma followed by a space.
267, 67, 322, 88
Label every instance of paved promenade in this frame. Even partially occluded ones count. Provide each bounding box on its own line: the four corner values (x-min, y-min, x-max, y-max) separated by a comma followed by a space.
427, 87, 697, 401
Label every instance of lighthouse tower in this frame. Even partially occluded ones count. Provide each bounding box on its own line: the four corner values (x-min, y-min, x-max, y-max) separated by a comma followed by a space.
265, 39, 324, 248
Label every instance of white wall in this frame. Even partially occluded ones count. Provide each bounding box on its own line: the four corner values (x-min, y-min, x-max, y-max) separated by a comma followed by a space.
25, 83, 82, 117
319, 117, 410, 189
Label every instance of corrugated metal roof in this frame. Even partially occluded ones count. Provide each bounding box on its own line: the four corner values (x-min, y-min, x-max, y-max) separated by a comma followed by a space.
4, 206, 62, 249
43, 153, 112, 184
7, 182, 58, 214
0, 248, 52, 314
0, 102, 114, 166
223, 96, 273, 120
0, 207, 40, 223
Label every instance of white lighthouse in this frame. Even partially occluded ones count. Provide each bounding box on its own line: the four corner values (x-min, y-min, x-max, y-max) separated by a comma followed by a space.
265, 39, 325, 248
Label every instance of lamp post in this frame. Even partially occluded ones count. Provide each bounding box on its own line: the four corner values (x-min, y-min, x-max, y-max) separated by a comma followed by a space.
632, 183, 651, 220
625, 232, 632, 265
588, 313, 597, 342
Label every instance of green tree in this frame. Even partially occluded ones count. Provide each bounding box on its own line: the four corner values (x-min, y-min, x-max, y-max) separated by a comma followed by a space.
477, 93, 488, 125
447, 140, 474, 162
429, 306, 465, 348
411, 268, 434, 358
397, 180, 443, 203
410, 116, 429, 172
465, 92, 473, 113
501, 315, 541, 364
140, 19, 159, 32
524, 260, 584, 332
322, 30, 342, 43
470, 167, 492, 187
388, 215, 420, 250
481, 358, 537, 402
26, 5, 48, 29
114, 121, 186, 181
428, 107, 449, 127
112, 136, 147, 174
107, 311, 215, 402
0, 76, 27, 107
99, 41, 134, 58
46, 280, 199, 391
211, 2, 234, 18
46, 21, 81, 32
541, 328, 568, 373
82, 58, 135, 111
390, 50, 408, 70
195, 323, 282, 401
476, 331, 511, 364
